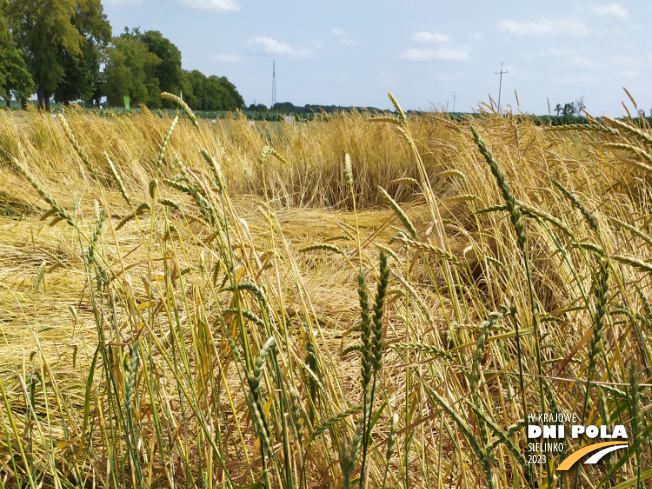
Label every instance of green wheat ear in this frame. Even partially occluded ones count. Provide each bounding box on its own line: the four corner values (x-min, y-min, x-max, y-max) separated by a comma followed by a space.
358, 270, 373, 390
377, 186, 418, 239
161, 92, 198, 129
587, 259, 610, 378
11, 158, 76, 228
59, 113, 98, 181
388, 92, 407, 125
550, 178, 600, 236
471, 126, 526, 252
156, 114, 178, 169
307, 404, 362, 445
371, 251, 390, 369
381, 413, 399, 488
105, 153, 133, 207
201, 148, 226, 190
116, 202, 151, 231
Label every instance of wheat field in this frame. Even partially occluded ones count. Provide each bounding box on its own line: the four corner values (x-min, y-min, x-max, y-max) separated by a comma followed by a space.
0, 94, 651, 489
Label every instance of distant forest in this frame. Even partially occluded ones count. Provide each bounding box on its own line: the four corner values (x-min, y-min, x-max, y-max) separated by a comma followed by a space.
0, 0, 243, 111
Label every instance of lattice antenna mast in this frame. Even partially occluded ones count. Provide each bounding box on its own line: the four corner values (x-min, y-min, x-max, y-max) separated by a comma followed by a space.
495, 62, 508, 114
271, 60, 276, 109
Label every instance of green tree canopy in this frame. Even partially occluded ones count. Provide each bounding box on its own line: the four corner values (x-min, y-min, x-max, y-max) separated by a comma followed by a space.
8, 0, 109, 110
140, 30, 182, 108
180, 69, 206, 109
2, 5, 245, 113
105, 29, 186, 109
54, 0, 111, 106
215, 75, 244, 110
0, 0, 33, 107
181, 70, 243, 111
105, 30, 162, 108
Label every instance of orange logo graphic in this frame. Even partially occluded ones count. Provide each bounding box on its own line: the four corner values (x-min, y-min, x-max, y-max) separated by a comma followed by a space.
557, 441, 628, 471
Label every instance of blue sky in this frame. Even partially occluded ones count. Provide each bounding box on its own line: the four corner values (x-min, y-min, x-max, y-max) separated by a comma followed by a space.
102, 0, 652, 116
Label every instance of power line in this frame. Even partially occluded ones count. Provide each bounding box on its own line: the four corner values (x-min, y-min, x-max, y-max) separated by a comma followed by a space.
495, 62, 508, 114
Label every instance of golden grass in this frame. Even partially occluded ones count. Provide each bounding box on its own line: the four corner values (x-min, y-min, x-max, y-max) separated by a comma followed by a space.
0, 99, 651, 489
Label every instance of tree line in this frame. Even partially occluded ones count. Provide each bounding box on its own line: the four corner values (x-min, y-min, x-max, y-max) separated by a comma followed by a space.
267, 101, 390, 115
554, 97, 586, 117
0, 0, 243, 111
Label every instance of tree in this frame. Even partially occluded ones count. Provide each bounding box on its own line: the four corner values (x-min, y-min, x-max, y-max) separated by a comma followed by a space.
86, 65, 106, 108
181, 69, 207, 110
201, 75, 244, 111
54, 0, 111, 106
248, 103, 268, 112
8, 0, 108, 110
105, 30, 162, 107
575, 96, 585, 115
273, 102, 299, 113
554, 103, 562, 116
203, 75, 230, 111
216, 75, 243, 109
0, 0, 33, 107
105, 29, 191, 109
562, 103, 575, 116
180, 70, 243, 111
140, 30, 182, 108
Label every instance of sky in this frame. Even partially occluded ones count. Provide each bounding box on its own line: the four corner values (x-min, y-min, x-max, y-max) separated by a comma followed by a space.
101, 0, 652, 116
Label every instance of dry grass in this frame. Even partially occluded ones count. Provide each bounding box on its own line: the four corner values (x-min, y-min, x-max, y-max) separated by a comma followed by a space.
0, 98, 651, 489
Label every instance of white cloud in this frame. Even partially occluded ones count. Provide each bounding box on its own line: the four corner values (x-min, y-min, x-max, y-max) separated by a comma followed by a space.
330, 28, 358, 46
469, 33, 483, 41
213, 54, 241, 63
103, 0, 138, 4
539, 48, 603, 69
499, 18, 589, 37
411, 31, 449, 43
398, 48, 469, 62
175, 0, 239, 11
248, 37, 311, 57
539, 48, 577, 58
594, 4, 628, 19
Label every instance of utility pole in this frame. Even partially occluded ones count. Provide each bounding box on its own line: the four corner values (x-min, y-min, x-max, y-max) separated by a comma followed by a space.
453, 93, 456, 113
495, 62, 507, 114
271, 60, 276, 109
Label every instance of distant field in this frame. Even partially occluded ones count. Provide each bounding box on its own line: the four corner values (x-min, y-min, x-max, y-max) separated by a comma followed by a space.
3, 101, 390, 122
5, 99, 604, 125
0, 97, 651, 488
